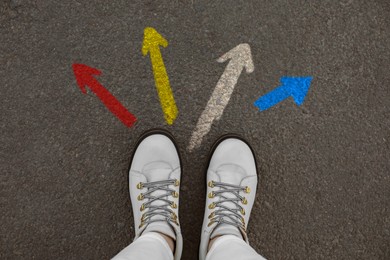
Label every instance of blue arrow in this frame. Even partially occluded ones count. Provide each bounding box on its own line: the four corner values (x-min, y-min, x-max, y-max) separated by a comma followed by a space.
254, 76, 313, 111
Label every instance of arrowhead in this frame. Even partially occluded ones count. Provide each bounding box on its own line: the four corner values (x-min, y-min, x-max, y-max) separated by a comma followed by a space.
281, 76, 313, 106
72, 63, 101, 93
217, 43, 254, 73
142, 27, 168, 56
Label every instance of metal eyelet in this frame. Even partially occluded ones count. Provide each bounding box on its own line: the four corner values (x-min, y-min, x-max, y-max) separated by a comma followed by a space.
137, 194, 144, 201
208, 202, 216, 209
139, 221, 144, 229
208, 220, 216, 227
208, 192, 215, 198
140, 204, 145, 211
244, 186, 250, 193
137, 182, 143, 189
208, 181, 214, 188
240, 208, 245, 215
208, 212, 215, 219
174, 179, 180, 186
172, 191, 179, 198
241, 197, 248, 205
171, 202, 177, 209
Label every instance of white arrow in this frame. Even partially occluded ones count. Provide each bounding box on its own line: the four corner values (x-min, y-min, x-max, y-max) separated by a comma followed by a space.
188, 43, 254, 151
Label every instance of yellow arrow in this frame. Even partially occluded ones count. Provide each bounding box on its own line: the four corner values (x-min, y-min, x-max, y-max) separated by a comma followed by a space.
142, 27, 178, 125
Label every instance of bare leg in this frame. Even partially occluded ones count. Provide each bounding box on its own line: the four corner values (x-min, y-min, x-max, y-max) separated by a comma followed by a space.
157, 232, 175, 252
208, 235, 222, 252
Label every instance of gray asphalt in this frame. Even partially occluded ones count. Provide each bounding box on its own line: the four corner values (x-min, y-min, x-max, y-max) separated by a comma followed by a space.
1, 0, 389, 259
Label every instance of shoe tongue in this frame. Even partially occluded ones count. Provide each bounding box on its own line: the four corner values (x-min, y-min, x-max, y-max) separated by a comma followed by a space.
210, 223, 242, 240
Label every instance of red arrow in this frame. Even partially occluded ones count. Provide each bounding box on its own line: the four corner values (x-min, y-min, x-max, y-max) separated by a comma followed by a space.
72, 63, 137, 127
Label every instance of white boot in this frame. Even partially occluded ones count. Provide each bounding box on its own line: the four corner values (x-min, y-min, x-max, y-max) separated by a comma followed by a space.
129, 130, 183, 260
199, 136, 258, 260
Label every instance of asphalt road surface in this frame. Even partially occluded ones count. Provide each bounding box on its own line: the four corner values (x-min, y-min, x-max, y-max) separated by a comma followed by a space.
1, 0, 389, 259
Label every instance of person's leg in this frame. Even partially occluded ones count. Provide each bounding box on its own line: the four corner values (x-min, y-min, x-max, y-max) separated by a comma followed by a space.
199, 136, 266, 260
206, 235, 266, 260
112, 232, 173, 260
112, 130, 183, 260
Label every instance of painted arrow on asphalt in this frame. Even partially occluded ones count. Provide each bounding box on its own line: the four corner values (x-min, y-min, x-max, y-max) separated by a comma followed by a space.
188, 43, 254, 151
72, 63, 137, 127
142, 27, 178, 125
254, 76, 313, 111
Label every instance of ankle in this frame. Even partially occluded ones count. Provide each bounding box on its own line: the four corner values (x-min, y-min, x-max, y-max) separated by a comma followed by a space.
208, 235, 222, 252
156, 232, 175, 252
